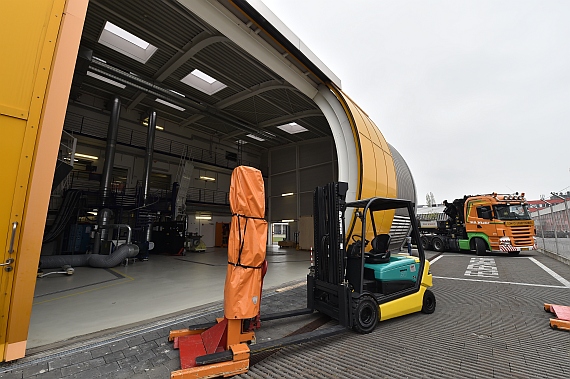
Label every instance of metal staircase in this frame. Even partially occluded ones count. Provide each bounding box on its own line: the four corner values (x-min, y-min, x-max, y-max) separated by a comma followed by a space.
174, 146, 194, 219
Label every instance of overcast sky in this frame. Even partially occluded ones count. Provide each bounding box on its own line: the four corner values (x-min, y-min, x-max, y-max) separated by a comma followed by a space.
261, 0, 570, 204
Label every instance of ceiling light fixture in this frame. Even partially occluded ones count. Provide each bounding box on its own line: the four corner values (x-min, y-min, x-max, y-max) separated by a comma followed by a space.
281, 192, 294, 197
75, 153, 99, 160
155, 98, 185, 112
169, 89, 185, 97
199, 176, 216, 181
281, 219, 294, 223
142, 118, 164, 130
86, 71, 126, 89
246, 134, 265, 142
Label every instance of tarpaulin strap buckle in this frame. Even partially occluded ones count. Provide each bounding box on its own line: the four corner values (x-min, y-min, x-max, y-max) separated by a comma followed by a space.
227, 261, 264, 269
232, 213, 266, 268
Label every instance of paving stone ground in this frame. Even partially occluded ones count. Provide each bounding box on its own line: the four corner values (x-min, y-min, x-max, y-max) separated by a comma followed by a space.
1, 249, 569, 379
0, 280, 309, 379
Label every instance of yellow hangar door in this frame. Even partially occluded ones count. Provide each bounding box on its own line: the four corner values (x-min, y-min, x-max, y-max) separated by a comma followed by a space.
0, 110, 28, 360
0, 0, 87, 361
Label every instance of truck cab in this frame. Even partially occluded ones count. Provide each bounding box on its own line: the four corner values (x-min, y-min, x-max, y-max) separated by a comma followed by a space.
464, 193, 535, 254
418, 192, 536, 255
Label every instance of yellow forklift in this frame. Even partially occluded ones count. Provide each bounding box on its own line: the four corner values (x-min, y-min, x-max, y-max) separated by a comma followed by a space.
169, 178, 435, 378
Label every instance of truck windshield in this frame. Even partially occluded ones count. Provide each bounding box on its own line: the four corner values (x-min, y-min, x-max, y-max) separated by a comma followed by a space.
493, 204, 531, 220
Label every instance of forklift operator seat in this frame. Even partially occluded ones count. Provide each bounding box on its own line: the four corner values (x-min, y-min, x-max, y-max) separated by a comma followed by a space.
365, 234, 391, 264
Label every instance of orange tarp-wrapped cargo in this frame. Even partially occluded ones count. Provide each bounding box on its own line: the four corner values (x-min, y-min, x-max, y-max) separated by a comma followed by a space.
224, 166, 267, 319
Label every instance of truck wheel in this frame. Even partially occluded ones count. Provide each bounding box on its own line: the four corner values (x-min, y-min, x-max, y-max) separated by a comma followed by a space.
421, 289, 436, 314
432, 237, 444, 252
474, 238, 486, 256
352, 295, 378, 334
420, 236, 429, 250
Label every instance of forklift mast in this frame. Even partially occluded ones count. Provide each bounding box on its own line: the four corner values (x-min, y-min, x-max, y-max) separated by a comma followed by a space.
308, 182, 351, 328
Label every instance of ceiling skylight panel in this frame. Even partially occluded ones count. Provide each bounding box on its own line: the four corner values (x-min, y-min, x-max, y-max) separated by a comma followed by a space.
276, 122, 308, 134
98, 21, 157, 64
180, 69, 227, 96
191, 69, 217, 84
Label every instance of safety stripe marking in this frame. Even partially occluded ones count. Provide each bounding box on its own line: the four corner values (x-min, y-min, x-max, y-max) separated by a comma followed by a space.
528, 257, 570, 288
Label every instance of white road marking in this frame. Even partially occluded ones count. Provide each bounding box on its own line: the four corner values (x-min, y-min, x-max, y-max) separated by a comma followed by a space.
429, 255, 444, 264
432, 276, 568, 289
429, 255, 570, 289
464, 257, 498, 278
528, 257, 570, 288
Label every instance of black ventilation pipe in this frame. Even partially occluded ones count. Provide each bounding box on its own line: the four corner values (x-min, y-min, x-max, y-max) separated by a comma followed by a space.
39, 243, 139, 269
100, 96, 121, 207
94, 96, 121, 254
142, 109, 157, 205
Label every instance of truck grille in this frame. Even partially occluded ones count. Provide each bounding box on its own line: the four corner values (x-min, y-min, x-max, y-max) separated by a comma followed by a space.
510, 225, 533, 246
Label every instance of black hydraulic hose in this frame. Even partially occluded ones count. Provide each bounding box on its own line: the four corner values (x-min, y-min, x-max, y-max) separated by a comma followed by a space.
39, 244, 139, 269
43, 190, 82, 243
43, 190, 77, 241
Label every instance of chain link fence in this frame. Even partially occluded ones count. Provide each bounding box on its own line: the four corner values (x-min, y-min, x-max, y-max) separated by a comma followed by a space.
531, 198, 570, 263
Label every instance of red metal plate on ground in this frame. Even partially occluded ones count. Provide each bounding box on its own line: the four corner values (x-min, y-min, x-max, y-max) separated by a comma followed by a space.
551, 305, 570, 321
201, 318, 227, 354
178, 334, 206, 369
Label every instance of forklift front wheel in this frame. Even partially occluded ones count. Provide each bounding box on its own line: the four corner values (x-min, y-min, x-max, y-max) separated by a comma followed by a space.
352, 295, 378, 334
421, 289, 436, 314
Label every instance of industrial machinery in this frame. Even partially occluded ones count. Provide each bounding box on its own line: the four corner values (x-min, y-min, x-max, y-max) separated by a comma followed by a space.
168, 175, 435, 378
184, 233, 206, 253
417, 193, 536, 255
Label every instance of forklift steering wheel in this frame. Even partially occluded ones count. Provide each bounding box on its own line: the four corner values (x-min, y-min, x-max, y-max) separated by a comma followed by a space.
351, 234, 369, 246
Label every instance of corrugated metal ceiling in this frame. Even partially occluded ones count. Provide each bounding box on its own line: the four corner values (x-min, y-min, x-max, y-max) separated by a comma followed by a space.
71, 0, 332, 150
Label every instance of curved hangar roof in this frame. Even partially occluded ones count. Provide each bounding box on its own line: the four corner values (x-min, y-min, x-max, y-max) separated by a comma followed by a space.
76, 0, 337, 149
75, 0, 415, 213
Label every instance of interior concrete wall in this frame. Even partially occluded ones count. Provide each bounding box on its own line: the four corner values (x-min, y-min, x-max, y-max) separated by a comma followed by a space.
268, 137, 336, 236
187, 215, 232, 247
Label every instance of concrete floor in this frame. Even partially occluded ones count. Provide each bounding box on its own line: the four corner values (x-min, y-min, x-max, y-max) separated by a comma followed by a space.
29, 246, 310, 349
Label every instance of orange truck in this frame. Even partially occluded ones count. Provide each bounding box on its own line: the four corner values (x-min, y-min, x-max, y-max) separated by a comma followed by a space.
417, 193, 536, 255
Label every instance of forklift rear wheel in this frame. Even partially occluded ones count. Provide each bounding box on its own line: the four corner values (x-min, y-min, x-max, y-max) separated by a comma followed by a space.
352, 295, 378, 334
432, 237, 444, 252
421, 289, 436, 314
474, 238, 486, 256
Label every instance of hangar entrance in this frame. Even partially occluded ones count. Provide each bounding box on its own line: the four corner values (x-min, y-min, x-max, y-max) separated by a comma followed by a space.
30, 0, 339, 349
